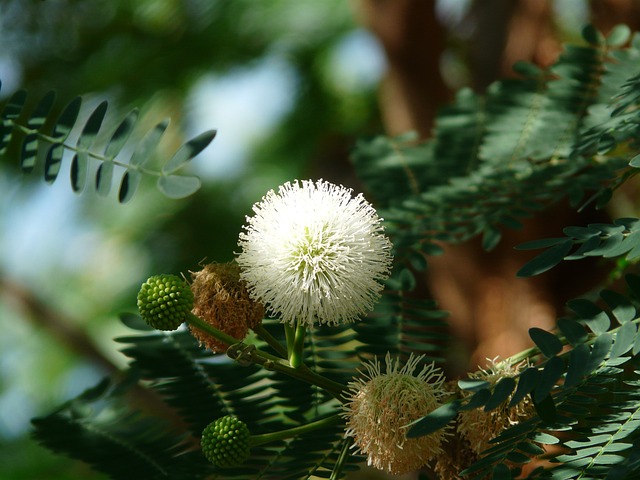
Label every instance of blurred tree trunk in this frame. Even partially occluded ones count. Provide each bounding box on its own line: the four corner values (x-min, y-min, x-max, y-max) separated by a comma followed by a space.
355, 0, 451, 137
589, 0, 640, 33
357, 0, 618, 374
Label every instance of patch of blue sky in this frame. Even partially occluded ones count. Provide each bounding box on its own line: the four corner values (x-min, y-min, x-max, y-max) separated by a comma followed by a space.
0, 55, 21, 99
187, 28, 385, 181
0, 175, 83, 283
326, 28, 386, 94
186, 54, 298, 180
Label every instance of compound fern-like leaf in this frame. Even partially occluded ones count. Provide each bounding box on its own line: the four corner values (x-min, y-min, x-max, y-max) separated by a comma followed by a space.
0, 81, 215, 202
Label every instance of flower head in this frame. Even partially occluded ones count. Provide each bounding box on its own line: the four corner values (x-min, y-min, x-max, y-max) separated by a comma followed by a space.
137, 274, 194, 331
201, 415, 251, 467
236, 179, 393, 327
342, 353, 447, 475
458, 357, 535, 454
189, 261, 264, 353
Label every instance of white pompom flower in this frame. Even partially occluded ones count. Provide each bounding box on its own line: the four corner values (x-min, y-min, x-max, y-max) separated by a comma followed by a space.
342, 353, 448, 475
236, 179, 393, 327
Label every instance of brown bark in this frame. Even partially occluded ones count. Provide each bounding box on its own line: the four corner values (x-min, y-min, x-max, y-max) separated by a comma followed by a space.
590, 0, 640, 34
355, 0, 451, 137
0, 275, 118, 373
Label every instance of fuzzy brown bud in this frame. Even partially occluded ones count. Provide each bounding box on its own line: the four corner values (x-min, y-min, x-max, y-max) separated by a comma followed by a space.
189, 261, 263, 353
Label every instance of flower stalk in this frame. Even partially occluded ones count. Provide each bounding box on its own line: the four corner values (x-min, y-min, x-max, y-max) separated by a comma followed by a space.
252, 323, 288, 358
249, 414, 342, 447
187, 313, 345, 398
289, 321, 306, 368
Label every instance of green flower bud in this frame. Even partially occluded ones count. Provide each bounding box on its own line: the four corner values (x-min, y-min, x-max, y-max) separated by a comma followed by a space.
137, 274, 194, 331
201, 415, 250, 467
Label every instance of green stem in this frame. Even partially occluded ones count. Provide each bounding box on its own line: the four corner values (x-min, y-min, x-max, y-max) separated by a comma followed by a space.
284, 323, 295, 355
250, 351, 345, 400
11, 121, 161, 176
185, 313, 345, 399
186, 313, 240, 346
330, 437, 352, 480
252, 323, 288, 358
289, 321, 306, 369
249, 414, 342, 447
506, 344, 541, 366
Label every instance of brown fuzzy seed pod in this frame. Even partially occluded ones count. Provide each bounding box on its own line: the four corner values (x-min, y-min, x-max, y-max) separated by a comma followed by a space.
189, 261, 264, 353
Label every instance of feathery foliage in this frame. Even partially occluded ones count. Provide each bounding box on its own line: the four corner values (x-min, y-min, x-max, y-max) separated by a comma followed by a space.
29, 24, 640, 479
0, 81, 216, 202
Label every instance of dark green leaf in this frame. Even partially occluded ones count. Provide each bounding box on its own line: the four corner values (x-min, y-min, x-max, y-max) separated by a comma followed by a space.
592, 192, 613, 213
634, 324, 640, 355
584, 232, 623, 257
515, 238, 568, 250
70, 153, 88, 193
118, 171, 141, 204
77, 101, 108, 149
567, 299, 610, 334
463, 388, 492, 410
592, 454, 626, 465
28, 90, 55, 129
20, 134, 40, 173
603, 229, 640, 258
582, 24, 604, 45
606, 24, 631, 46
406, 400, 461, 438
43, 97, 82, 183
529, 327, 563, 357
408, 251, 428, 271
118, 313, 153, 331
505, 451, 530, 464
600, 290, 635, 324
162, 129, 216, 174
129, 119, 169, 167
534, 356, 564, 403
529, 432, 559, 445
492, 463, 512, 480
532, 393, 556, 423
517, 240, 572, 277
398, 268, 416, 291
597, 133, 616, 155
95, 161, 114, 196
610, 321, 637, 358
557, 318, 587, 346
563, 226, 592, 239
517, 441, 545, 456
44, 144, 63, 183
0, 89, 27, 153
564, 344, 590, 388
104, 109, 138, 158
54, 97, 82, 140
509, 367, 539, 408
586, 333, 612, 373
156, 175, 201, 199
459, 379, 490, 391
565, 234, 601, 259
19, 91, 56, 173
625, 274, 640, 300
482, 225, 502, 251
485, 377, 516, 411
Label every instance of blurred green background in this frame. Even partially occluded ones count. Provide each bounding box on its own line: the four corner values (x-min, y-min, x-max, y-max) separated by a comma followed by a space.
0, 1, 620, 478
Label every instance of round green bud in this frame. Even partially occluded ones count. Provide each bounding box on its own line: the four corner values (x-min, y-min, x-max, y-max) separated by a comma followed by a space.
201, 415, 250, 467
137, 274, 194, 331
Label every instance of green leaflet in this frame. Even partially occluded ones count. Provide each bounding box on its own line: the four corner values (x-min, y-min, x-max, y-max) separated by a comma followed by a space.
0, 82, 215, 202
